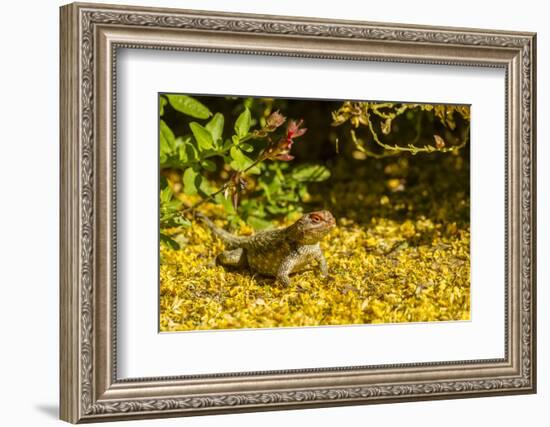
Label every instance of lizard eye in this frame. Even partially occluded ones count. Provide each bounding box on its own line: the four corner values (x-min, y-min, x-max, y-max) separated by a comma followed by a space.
310, 214, 322, 223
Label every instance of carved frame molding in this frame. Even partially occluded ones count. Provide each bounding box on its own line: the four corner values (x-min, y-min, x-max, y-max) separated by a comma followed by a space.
60, 2, 536, 423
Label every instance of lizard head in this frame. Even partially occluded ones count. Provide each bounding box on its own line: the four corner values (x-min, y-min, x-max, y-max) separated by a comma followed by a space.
289, 210, 336, 244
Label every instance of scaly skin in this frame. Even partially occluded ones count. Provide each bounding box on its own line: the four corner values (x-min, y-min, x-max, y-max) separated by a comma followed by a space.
198, 211, 336, 285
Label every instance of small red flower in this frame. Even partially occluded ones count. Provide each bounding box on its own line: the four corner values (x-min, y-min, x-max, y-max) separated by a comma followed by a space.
274, 153, 294, 161
263, 118, 307, 162
286, 119, 307, 141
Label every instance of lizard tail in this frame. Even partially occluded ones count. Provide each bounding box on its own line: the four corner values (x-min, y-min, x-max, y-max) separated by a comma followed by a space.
195, 212, 246, 248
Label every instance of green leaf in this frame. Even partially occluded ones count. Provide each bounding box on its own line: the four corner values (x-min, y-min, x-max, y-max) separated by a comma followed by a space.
160, 233, 180, 250
197, 175, 211, 196
173, 216, 191, 227
159, 96, 167, 116
229, 146, 253, 171
164, 199, 183, 211
177, 145, 188, 163
166, 94, 211, 119
160, 186, 173, 204
183, 167, 199, 195
260, 174, 282, 196
243, 98, 254, 109
222, 139, 233, 151
240, 143, 254, 152
247, 165, 261, 175
205, 113, 224, 146
215, 192, 235, 214
159, 120, 175, 165
189, 122, 214, 150
174, 135, 190, 148
234, 108, 251, 138
184, 142, 199, 162
171, 137, 190, 164
298, 184, 309, 200
266, 204, 292, 215
247, 216, 273, 231
160, 120, 175, 151
160, 208, 189, 228
291, 164, 331, 182
200, 159, 216, 172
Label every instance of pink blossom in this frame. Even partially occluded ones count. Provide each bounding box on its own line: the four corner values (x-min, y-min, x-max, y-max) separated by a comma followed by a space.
263, 118, 307, 161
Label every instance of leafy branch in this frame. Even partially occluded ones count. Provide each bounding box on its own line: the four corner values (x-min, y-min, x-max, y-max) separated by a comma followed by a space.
159, 94, 329, 242
332, 101, 470, 157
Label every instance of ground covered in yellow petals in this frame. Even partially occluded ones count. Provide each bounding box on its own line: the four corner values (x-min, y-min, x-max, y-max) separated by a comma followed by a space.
160, 152, 470, 331
160, 214, 469, 332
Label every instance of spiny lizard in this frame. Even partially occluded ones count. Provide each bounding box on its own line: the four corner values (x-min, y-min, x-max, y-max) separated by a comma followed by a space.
198, 211, 335, 285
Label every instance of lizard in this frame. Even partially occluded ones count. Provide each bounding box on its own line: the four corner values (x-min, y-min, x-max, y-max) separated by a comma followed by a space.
197, 210, 336, 286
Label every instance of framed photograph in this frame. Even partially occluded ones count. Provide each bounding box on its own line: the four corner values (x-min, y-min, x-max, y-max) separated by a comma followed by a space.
60, 2, 537, 423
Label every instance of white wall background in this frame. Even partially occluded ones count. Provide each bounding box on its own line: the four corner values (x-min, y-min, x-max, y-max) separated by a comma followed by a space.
0, 0, 546, 426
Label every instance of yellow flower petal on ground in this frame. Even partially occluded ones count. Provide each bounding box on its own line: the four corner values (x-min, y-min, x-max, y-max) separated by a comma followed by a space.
160, 205, 470, 331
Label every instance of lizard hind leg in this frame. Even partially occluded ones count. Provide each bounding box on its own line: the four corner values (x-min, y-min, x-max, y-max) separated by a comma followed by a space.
216, 248, 248, 269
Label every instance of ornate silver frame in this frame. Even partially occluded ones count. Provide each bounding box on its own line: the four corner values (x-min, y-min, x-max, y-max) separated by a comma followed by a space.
60, 2, 537, 423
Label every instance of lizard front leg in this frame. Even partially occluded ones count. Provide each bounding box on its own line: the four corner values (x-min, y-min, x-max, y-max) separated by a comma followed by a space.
276, 252, 299, 286
313, 247, 328, 278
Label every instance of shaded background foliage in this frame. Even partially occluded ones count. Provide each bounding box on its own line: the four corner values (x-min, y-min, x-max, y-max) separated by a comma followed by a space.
159, 94, 470, 239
